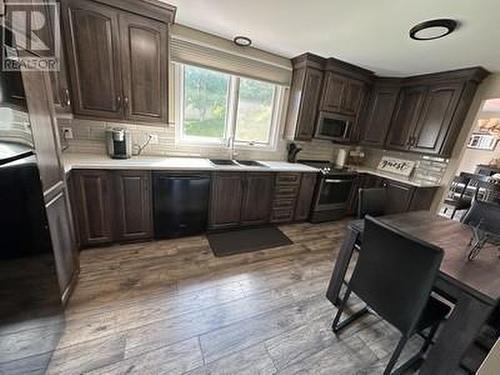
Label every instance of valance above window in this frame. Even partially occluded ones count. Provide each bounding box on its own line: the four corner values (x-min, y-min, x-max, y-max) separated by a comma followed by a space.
170, 24, 292, 86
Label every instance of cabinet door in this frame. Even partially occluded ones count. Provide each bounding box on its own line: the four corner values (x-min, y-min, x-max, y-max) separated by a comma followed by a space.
342, 80, 365, 116
386, 86, 427, 151
321, 72, 346, 113
120, 13, 168, 123
73, 170, 114, 247
45, 191, 78, 299
62, 0, 123, 119
361, 86, 399, 147
384, 180, 415, 214
241, 173, 275, 225
410, 83, 464, 155
21, 69, 64, 199
295, 68, 323, 140
294, 173, 317, 221
114, 171, 153, 241
209, 173, 244, 229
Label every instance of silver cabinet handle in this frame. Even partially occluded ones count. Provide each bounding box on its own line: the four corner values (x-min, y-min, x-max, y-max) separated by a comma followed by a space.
64, 88, 71, 107
116, 95, 122, 109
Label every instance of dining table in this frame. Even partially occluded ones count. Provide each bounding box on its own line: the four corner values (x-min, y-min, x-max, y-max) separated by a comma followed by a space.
326, 210, 500, 375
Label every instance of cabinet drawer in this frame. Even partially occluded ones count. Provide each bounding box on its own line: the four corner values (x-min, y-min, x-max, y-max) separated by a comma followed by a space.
274, 185, 299, 198
273, 198, 295, 209
270, 208, 295, 223
276, 173, 301, 186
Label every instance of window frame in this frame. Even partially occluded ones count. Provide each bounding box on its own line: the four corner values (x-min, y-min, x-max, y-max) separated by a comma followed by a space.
174, 63, 284, 150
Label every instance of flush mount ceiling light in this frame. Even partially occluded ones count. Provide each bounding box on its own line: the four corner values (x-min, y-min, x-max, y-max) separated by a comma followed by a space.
233, 36, 252, 47
409, 19, 458, 41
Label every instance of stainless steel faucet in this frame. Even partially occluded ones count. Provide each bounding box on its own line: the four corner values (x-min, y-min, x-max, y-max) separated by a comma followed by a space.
227, 135, 237, 160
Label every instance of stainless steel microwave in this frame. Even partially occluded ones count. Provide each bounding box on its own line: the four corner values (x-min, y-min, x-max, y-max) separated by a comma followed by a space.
315, 111, 354, 142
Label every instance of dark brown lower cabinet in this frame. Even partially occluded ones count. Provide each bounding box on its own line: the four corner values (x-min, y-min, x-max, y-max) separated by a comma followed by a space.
294, 173, 317, 221
73, 170, 114, 247
114, 171, 153, 241
348, 173, 438, 217
384, 180, 414, 214
240, 173, 274, 225
209, 173, 244, 230
72, 169, 153, 248
45, 190, 79, 301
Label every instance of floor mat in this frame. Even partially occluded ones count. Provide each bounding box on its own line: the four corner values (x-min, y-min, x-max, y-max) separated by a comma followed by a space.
207, 226, 293, 256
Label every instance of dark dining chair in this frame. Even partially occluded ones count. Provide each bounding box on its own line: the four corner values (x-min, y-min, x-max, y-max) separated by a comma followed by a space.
357, 187, 386, 218
332, 216, 450, 375
461, 196, 500, 259
442, 174, 473, 219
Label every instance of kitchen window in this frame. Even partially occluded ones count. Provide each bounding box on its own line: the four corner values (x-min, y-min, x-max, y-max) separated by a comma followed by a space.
176, 64, 283, 148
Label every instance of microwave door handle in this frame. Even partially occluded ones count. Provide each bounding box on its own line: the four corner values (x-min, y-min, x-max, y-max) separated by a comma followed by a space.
324, 179, 353, 183
343, 121, 351, 138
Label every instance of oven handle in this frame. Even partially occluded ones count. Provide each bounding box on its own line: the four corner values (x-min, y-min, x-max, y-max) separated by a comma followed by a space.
324, 179, 354, 183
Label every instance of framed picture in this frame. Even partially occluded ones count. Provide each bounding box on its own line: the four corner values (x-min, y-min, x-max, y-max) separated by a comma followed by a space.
467, 133, 498, 150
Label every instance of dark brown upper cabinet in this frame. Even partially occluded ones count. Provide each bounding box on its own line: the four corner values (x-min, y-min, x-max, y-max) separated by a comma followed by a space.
410, 83, 464, 155
320, 72, 366, 117
360, 83, 400, 147
286, 54, 324, 141
120, 13, 168, 122
320, 72, 346, 113
240, 173, 274, 226
61, 0, 174, 123
62, 0, 123, 119
385, 86, 427, 151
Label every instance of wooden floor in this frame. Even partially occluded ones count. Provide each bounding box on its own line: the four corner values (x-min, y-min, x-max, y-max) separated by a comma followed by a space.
0, 220, 424, 374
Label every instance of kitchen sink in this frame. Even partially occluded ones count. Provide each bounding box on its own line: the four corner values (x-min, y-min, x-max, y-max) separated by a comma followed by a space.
236, 160, 266, 167
209, 159, 238, 166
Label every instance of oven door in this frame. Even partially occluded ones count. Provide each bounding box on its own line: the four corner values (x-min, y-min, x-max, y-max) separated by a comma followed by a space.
315, 112, 354, 142
314, 175, 354, 211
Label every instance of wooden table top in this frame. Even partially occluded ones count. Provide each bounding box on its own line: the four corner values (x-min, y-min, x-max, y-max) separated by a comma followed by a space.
349, 211, 500, 305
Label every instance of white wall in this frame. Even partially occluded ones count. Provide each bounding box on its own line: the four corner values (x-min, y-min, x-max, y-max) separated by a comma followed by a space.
435, 73, 500, 209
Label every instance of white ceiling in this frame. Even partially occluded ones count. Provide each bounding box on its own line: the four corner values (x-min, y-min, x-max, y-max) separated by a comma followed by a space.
165, 0, 500, 76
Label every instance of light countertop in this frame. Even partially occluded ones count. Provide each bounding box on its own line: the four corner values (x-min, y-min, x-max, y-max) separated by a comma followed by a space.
62, 154, 441, 187
62, 153, 320, 174
351, 166, 441, 188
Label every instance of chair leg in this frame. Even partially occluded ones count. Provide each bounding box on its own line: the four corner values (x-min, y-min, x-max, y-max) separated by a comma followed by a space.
420, 322, 440, 353
383, 336, 408, 375
390, 323, 442, 375
332, 287, 351, 333
332, 287, 369, 334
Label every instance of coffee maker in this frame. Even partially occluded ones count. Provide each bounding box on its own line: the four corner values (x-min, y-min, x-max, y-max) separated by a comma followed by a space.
106, 128, 132, 159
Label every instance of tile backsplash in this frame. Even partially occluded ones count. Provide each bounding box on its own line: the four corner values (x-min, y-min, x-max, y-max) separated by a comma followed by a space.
58, 118, 449, 185
361, 148, 449, 185
58, 118, 339, 162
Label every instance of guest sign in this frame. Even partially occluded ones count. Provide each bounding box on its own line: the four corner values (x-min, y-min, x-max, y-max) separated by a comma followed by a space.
377, 157, 416, 177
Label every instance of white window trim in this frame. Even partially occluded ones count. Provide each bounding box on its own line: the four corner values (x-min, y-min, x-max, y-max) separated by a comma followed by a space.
174, 63, 284, 151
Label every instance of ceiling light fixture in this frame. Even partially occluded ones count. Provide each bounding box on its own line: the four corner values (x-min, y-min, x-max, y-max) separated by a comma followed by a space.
233, 36, 252, 47
409, 19, 458, 41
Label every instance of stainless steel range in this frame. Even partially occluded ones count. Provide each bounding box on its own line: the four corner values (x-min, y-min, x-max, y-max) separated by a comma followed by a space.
299, 160, 357, 223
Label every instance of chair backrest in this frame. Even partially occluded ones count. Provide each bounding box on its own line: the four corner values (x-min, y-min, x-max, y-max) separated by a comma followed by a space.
447, 174, 471, 200
349, 216, 444, 335
357, 188, 386, 219
462, 197, 500, 236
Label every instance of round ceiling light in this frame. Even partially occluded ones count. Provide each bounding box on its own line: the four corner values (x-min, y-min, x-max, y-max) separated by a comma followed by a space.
409, 19, 458, 41
233, 36, 252, 47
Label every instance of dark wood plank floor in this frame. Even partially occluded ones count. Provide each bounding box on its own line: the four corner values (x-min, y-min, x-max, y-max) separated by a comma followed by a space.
0, 221, 424, 374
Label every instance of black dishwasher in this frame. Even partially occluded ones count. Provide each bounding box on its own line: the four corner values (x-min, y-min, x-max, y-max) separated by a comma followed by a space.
153, 173, 211, 238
